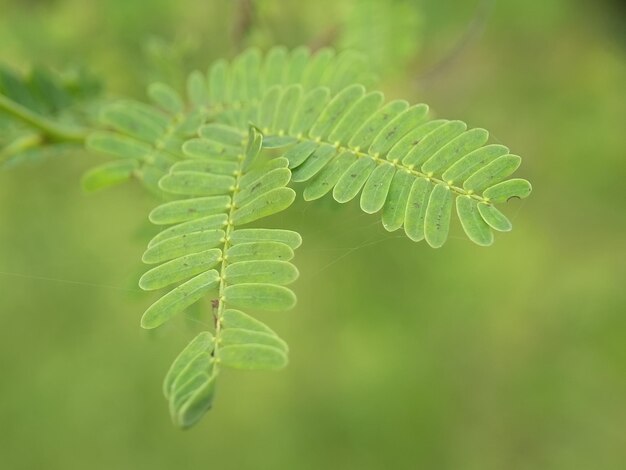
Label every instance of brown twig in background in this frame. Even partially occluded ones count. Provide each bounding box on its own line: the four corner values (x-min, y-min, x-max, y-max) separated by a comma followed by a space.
416, 0, 495, 84
308, 24, 340, 52
231, 0, 255, 52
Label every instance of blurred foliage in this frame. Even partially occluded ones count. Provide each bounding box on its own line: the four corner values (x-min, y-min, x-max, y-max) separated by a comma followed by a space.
338, 0, 422, 74
0, 64, 101, 167
0, 0, 625, 469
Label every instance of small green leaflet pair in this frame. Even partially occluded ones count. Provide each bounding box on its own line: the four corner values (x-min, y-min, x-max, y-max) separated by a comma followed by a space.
85, 46, 532, 428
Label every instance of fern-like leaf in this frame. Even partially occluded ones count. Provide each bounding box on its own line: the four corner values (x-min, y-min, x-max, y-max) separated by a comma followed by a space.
171, 49, 530, 247
89, 47, 531, 428
139, 127, 300, 427
281, 104, 532, 246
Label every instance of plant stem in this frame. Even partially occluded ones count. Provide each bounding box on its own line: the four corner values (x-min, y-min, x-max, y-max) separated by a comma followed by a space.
0, 93, 89, 144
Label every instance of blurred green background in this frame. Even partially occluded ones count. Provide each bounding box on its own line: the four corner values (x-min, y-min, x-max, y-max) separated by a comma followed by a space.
1, 0, 625, 469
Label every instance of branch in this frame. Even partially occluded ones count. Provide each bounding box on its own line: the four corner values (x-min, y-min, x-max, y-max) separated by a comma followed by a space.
0, 93, 89, 144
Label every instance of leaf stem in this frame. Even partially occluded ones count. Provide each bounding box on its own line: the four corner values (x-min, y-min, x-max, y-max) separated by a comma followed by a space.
212, 145, 246, 364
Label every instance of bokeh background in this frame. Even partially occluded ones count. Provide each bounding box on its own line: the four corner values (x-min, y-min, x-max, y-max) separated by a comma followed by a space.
1, 0, 625, 469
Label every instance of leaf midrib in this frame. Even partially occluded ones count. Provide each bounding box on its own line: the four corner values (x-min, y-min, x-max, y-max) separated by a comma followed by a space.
211, 147, 247, 372
295, 134, 493, 204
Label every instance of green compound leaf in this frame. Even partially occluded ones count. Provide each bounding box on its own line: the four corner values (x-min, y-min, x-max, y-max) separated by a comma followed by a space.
136, 123, 302, 427
117, 47, 532, 429
175, 58, 524, 252
247, 53, 531, 247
